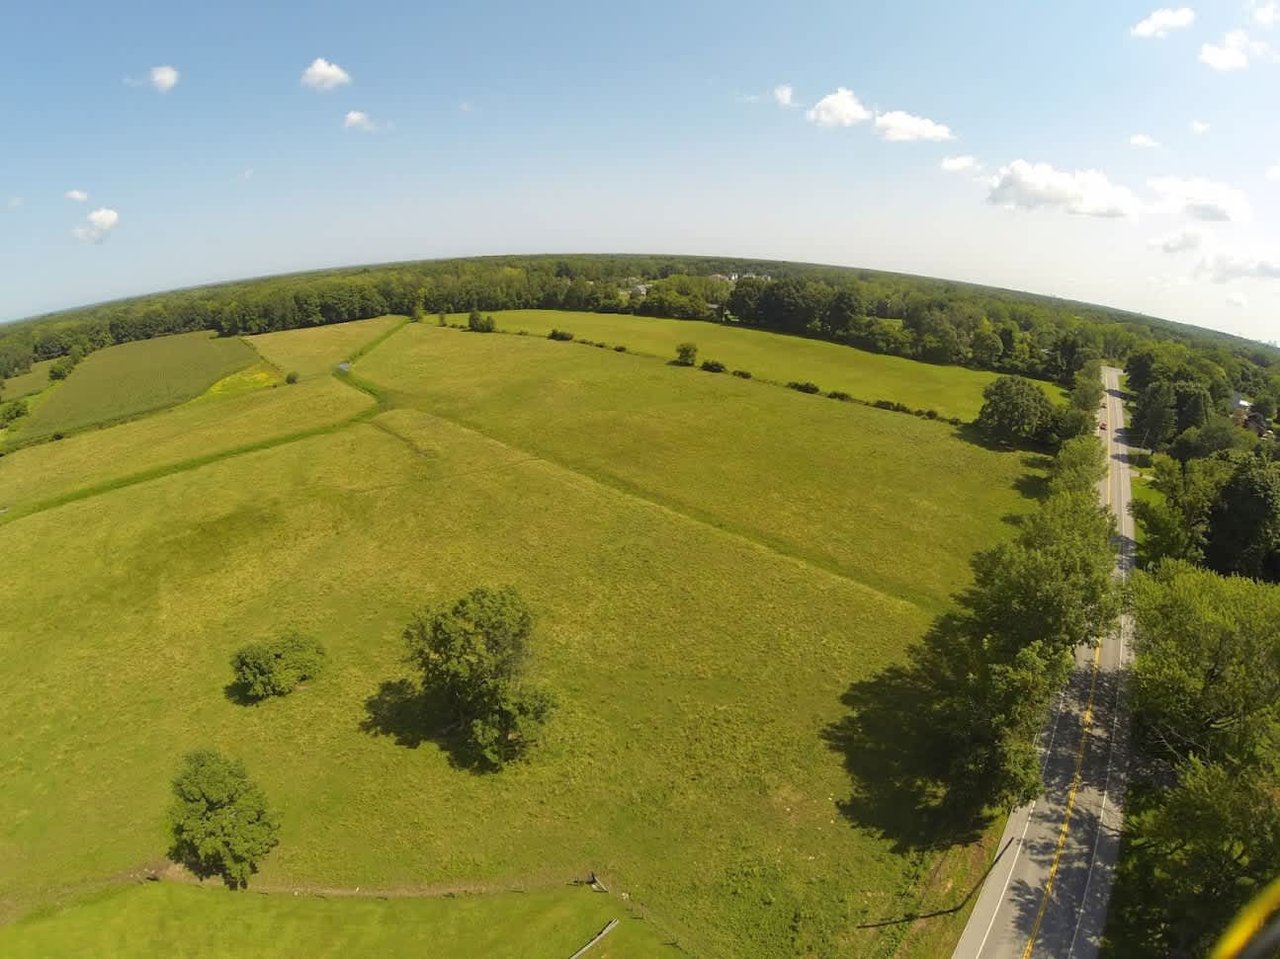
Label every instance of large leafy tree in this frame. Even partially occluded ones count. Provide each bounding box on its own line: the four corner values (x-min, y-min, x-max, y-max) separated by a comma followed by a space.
403, 586, 556, 769
975, 375, 1057, 446
168, 750, 280, 889
1204, 456, 1280, 582
1130, 560, 1280, 766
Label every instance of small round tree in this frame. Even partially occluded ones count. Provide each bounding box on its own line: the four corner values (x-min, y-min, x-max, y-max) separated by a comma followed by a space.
168, 750, 280, 888
231, 633, 325, 700
674, 342, 698, 366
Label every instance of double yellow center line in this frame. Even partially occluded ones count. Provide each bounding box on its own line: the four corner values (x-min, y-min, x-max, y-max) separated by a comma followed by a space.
1019, 387, 1117, 958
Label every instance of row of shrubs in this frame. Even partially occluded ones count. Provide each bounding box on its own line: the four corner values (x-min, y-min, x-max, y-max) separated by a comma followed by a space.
548, 329, 628, 352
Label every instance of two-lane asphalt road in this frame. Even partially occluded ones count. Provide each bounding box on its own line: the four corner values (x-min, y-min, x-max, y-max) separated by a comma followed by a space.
951, 366, 1136, 959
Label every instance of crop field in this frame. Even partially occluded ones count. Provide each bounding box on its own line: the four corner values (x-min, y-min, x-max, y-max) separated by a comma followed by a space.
0, 883, 671, 958
462, 310, 1010, 421
1, 359, 54, 401
8, 332, 255, 445
0, 317, 1041, 957
248, 315, 405, 378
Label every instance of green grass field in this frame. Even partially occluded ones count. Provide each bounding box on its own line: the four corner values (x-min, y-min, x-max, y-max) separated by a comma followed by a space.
248, 315, 405, 378
0, 883, 673, 958
0, 377, 373, 519
7, 332, 255, 446
463, 310, 1012, 421
0, 317, 1041, 956
1, 359, 54, 401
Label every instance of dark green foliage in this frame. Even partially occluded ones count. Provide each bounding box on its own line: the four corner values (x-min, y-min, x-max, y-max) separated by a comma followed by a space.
1132, 380, 1177, 449
827, 390, 854, 402
167, 750, 280, 889
284, 371, 299, 385
1107, 563, 1280, 958
832, 438, 1120, 826
700, 359, 726, 373
787, 381, 821, 394
1048, 435, 1106, 495
731, 369, 752, 379
1069, 361, 1106, 411
0, 398, 27, 427
231, 633, 325, 701
674, 342, 698, 366
613, 344, 626, 352
403, 586, 555, 769
1204, 456, 1280, 582
467, 310, 496, 333
547, 329, 574, 341
975, 375, 1056, 446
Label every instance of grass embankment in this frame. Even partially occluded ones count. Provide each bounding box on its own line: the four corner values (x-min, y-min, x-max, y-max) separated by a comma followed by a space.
0, 318, 1042, 956
7, 332, 255, 446
1, 359, 54, 401
0, 882, 672, 958
459, 309, 1025, 422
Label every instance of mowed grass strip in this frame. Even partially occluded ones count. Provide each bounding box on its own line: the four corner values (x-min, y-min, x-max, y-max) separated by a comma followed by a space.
0, 882, 674, 958
8, 332, 256, 445
1, 359, 54, 401
357, 326, 1037, 611
468, 309, 1005, 421
0, 377, 372, 516
0, 417, 940, 956
248, 315, 406, 378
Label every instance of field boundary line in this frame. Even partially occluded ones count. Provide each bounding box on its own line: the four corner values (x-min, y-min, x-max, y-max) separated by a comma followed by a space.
368, 404, 932, 617
0, 403, 379, 527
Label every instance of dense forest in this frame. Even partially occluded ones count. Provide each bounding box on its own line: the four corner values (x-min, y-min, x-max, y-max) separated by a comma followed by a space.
2, 255, 1278, 408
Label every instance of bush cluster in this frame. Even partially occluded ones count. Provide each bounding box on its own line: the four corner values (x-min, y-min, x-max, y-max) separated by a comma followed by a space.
467, 310, 497, 333
700, 359, 726, 373
548, 329, 574, 341
731, 369, 752, 379
827, 390, 853, 402
231, 633, 325, 700
787, 381, 821, 394
674, 342, 698, 366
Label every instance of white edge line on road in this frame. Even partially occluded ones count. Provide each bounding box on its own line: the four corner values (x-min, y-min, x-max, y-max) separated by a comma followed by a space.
973, 802, 1036, 957
1066, 382, 1132, 958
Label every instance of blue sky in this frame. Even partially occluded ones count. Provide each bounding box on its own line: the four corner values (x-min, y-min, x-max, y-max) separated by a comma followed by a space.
1, 1, 1278, 341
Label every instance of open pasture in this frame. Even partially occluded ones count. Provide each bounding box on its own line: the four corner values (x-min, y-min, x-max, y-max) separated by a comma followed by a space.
0, 317, 1041, 957
467, 309, 1010, 421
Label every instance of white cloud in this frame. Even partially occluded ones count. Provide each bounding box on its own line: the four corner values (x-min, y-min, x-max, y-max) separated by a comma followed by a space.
458, 100, 475, 112
65, 189, 88, 202
301, 57, 351, 91
150, 65, 179, 93
1201, 252, 1280, 282
988, 160, 1141, 218
1253, 2, 1278, 27
1148, 175, 1251, 221
5, 196, 22, 211
1190, 119, 1210, 135
240, 168, 254, 181
874, 110, 954, 142
1150, 228, 1204, 253
941, 155, 978, 172
72, 207, 120, 243
1131, 7, 1196, 38
773, 83, 795, 107
1199, 30, 1271, 70
1267, 163, 1280, 181
343, 110, 377, 131
1227, 291, 1249, 307
1130, 133, 1160, 148
805, 87, 871, 127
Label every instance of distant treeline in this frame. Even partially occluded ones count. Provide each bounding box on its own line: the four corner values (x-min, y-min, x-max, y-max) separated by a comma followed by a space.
2, 254, 1277, 398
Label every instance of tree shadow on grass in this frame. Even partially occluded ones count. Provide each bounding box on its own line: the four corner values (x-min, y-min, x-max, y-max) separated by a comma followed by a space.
359, 678, 494, 773
821, 617, 994, 853
223, 681, 259, 707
